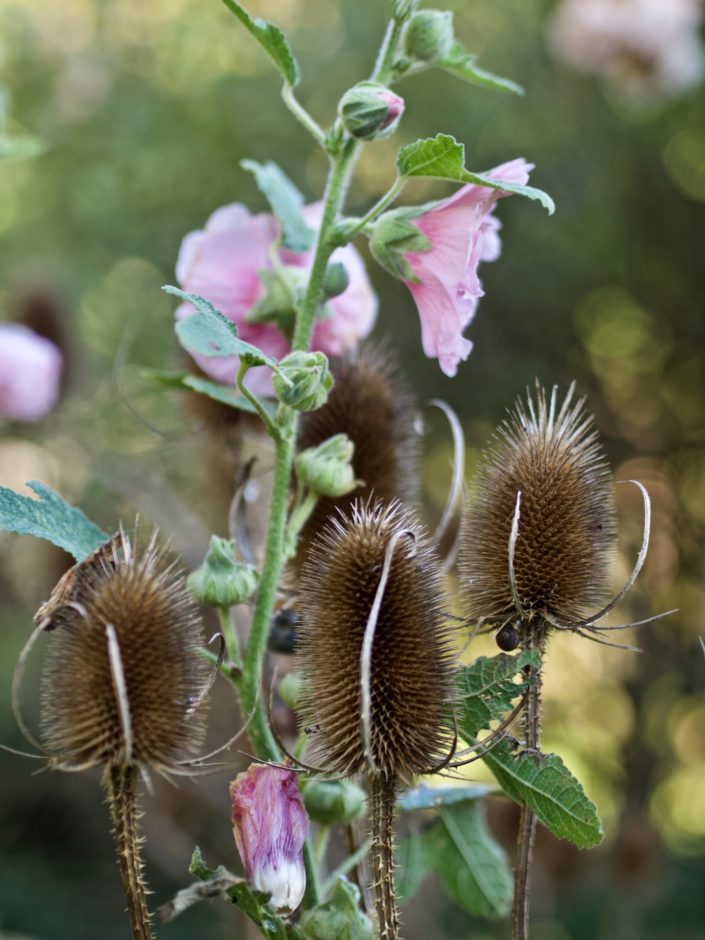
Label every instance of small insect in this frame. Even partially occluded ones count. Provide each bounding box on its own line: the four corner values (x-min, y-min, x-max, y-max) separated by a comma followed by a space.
495, 621, 520, 652
34, 536, 116, 631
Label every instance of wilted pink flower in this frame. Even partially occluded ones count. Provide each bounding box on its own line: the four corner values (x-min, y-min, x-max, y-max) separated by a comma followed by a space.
230, 764, 309, 912
0, 323, 62, 422
399, 159, 532, 377
175, 203, 377, 397
548, 0, 704, 101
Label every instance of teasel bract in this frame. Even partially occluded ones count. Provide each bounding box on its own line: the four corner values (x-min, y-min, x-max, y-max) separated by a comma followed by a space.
295, 344, 419, 567
460, 382, 636, 940
16, 529, 213, 940
297, 501, 456, 939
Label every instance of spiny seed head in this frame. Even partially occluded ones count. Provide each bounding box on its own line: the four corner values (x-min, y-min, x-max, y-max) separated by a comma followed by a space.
39, 530, 210, 772
460, 383, 617, 625
296, 345, 419, 565
297, 501, 456, 779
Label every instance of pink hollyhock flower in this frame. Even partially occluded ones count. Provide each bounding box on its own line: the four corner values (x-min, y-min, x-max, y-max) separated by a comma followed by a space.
230, 764, 309, 912
398, 159, 533, 377
175, 203, 377, 397
0, 323, 62, 421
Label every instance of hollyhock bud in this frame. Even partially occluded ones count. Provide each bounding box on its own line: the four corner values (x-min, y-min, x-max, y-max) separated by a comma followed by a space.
295, 433, 358, 498
302, 779, 366, 825
272, 351, 333, 412
230, 764, 309, 913
404, 10, 455, 62
0, 323, 62, 421
187, 535, 259, 607
338, 82, 405, 141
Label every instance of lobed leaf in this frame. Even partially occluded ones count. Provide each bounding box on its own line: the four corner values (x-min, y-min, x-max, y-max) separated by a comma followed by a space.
439, 42, 524, 96
0, 482, 108, 562
242, 159, 314, 252
219, 0, 300, 87
396, 134, 555, 214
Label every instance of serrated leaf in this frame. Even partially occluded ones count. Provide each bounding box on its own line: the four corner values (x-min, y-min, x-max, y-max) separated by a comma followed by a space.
0, 482, 108, 562
398, 783, 497, 812
397, 803, 512, 918
483, 742, 604, 849
166, 287, 278, 368
145, 370, 277, 418
219, 0, 300, 87
439, 42, 524, 96
396, 134, 555, 214
242, 159, 314, 252
458, 649, 538, 741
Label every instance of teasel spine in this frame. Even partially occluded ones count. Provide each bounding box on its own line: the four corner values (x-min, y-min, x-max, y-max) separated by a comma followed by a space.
105, 763, 153, 940
370, 773, 399, 940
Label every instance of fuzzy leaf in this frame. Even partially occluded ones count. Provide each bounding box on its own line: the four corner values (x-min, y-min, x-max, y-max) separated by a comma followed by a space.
397, 803, 512, 918
483, 742, 604, 849
219, 0, 300, 87
396, 134, 555, 214
145, 370, 277, 418
458, 649, 539, 741
166, 286, 278, 368
439, 42, 524, 96
0, 482, 108, 562
241, 159, 314, 252
398, 783, 497, 812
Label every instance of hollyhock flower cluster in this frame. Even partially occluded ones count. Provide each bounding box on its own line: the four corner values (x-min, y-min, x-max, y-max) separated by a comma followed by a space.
230, 764, 309, 912
0, 323, 62, 421
372, 158, 532, 377
548, 0, 705, 101
175, 203, 377, 397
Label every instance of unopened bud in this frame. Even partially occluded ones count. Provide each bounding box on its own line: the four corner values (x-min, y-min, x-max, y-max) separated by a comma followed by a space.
338, 81, 405, 141
303, 779, 366, 825
322, 261, 350, 299
295, 433, 359, 498
404, 10, 455, 63
188, 535, 258, 607
279, 670, 306, 711
273, 351, 333, 412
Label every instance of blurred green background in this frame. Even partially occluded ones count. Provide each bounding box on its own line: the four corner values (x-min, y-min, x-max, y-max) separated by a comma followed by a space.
1, 0, 704, 937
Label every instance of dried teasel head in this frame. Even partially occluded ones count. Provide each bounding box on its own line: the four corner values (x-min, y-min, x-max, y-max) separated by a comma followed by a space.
38, 529, 211, 774
297, 501, 455, 779
460, 382, 617, 628
295, 344, 419, 565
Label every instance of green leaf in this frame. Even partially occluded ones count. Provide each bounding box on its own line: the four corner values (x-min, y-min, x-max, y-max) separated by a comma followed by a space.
458, 649, 538, 742
300, 877, 373, 940
396, 832, 433, 905
0, 134, 44, 160
397, 804, 512, 918
483, 742, 604, 849
439, 42, 524, 96
0, 482, 109, 562
219, 0, 300, 87
398, 783, 497, 812
241, 159, 314, 252
396, 134, 555, 214
145, 370, 277, 418
166, 287, 278, 368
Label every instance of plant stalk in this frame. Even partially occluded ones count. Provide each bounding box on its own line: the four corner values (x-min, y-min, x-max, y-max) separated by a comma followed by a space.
370, 773, 400, 940
512, 623, 544, 940
105, 763, 154, 940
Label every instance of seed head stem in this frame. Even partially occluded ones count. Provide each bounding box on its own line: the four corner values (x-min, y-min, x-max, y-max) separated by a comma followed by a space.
370, 773, 400, 940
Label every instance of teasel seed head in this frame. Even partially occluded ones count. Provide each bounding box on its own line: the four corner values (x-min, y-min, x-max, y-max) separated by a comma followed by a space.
295, 344, 419, 566
297, 501, 455, 779
460, 382, 617, 628
38, 529, 210, 774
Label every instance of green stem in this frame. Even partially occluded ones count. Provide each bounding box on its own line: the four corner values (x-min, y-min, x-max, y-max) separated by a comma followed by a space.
236, 362, 280, 439
338, 176, 407, 244
281, 84, 327, 149
218, 606, 242, 670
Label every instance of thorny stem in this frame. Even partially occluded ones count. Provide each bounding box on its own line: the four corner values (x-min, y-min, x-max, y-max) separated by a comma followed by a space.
512, 622, 544, 940
105, 764, 154, 940
370, 774, 400, 940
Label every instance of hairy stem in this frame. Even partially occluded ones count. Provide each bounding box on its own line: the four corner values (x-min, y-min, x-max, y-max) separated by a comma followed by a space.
105, 764, 154, 940
512, 623, 544, 940
370, 774, 400, 940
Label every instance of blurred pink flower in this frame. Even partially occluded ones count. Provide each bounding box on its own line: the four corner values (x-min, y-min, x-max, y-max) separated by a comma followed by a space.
230, 764, 309, 912
175, 203, 377, 397
0, 323, 62, 422
402, 159, 533, 377
548, 0, 704, 101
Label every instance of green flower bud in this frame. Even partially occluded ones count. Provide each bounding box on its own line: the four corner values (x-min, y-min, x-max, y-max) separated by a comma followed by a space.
368, 207, 432, 282
278, 670, 306, 711
300, 878, 373, 940
295, 433, 359, 498
302, 780, 367, 825
322, 261, 350, 300
338, 81, 405, 141
272, 351, 333, 413
404, 10, 455, 63
188, 535, 259, 607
